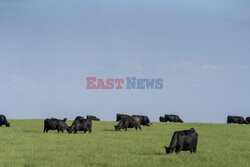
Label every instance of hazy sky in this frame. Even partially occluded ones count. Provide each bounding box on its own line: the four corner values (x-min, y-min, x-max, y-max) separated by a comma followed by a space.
0, 0, 250, 122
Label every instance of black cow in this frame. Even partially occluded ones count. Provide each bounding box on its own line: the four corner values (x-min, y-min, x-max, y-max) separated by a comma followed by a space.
70, 116, 85, 128
0, 115, 10, 127
246, 117, 250, 124
164, 114, 183, 123
68, 118, 92, 134
75, 116, 85, 120
227, 115, 246, 124
164, 128, 198, 154
159, 116, 166, 122
43, 118, 69, 133
114, 116, 141, 131
116, 114, 130, 122
131, 115, 151, 126
87, 115, 100, 121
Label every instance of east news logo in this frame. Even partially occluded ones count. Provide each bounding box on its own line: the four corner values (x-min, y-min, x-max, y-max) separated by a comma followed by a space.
86, 77, 163, 89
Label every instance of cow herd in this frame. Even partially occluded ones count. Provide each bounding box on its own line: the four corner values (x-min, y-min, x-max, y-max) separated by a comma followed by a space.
227, 115, 250, 124
1, 113, 250, 154
44, 116, 93, 133
115, 114, 151, 130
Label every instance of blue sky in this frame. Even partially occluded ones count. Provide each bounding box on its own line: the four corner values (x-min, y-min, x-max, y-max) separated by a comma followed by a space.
0, 0, 250, 122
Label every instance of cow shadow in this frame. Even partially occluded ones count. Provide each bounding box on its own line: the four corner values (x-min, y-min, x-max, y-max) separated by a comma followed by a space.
154, 152, 165, 155
103, 129, 116, 132
138, 152, 165, 156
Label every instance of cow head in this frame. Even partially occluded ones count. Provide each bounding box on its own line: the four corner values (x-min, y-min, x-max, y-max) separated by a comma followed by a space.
164, 146, 173, 154
114, 125, 121, 131
67, 127, 73, 133
5, 122, 10, 127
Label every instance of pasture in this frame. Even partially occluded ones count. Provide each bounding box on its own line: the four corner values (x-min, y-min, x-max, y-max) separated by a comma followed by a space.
0, 120, 249, 167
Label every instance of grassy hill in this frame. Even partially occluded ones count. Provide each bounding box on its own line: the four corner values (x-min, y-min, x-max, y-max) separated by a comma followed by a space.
0, 120, 249, 167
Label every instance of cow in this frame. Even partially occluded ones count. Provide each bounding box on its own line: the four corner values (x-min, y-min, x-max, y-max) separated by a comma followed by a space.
164, 128, 198, 154
246, 117, 250, 124
71, 116, 85, 127
114, 116, 141, 131
159, 116, 166, 122
131, 115, 151, 126
227, 116, 246, 124
68, 117, 92, 134
43, 118, 69, 133
116, 114, 130, 122
0, 115, 10, 127
164, 114, 183, 123
87, 115, 100, 121
75, 116, 85, 120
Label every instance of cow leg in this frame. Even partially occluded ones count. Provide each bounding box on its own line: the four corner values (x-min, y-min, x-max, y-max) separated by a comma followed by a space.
135, 126, 138, 130
175, 146, 183, 154
57, 129, 60, 133
89, 128, 92, 133
125, 127, 127, 131
139, 125, 142, 131
43, 128, 46, 133
61, 130, 64, 133
46, 129, 48, 133
84, 130, 87, 133
193, 147, 197, 153
189, 149, 193, 153
74, 130, 77, 134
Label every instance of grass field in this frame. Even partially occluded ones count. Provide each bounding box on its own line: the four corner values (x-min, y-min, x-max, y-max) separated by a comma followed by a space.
0, 120, 249, 167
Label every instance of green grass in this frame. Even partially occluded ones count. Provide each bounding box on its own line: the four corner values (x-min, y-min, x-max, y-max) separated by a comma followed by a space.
0, 120, 249, 167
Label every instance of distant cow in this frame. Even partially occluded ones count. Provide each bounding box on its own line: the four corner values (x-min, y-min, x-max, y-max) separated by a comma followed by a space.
0, 115, 10, 127
114, 116, 141, 131
43, 118, 69, 133
87, 115, 100, 121
132, 115, 151, 126
164, 128, 198, 154
75, 116, 85, 120
159, 116, 166, 122
227, 116, 246, 124
116, 114, 130, 122
68, 117, 92, 134
164, 115, 183, 123
246, 117, 250, 124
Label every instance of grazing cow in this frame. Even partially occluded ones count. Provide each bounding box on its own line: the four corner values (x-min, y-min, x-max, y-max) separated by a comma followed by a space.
164, 128, 198, 154
114, 116, 141, 131
68, 118, 92, 134
227, 116, 246, 124
159, 116, 166, 122
246, 117, 250, 124
0, 115, 10, 127
164, 115, 183, 123
43, 118, 69, 133
116, 114, 130, 122
87, 115, 100, 121
131, 115, 151, 126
